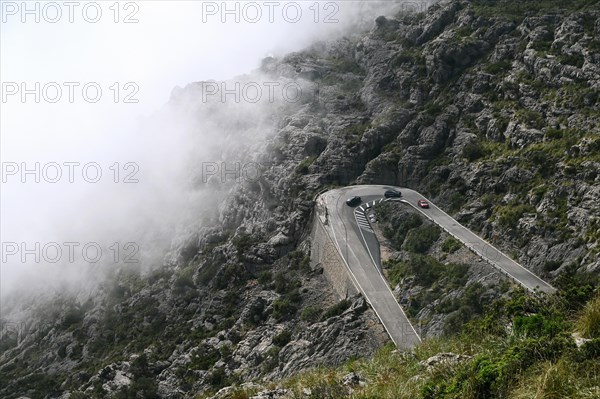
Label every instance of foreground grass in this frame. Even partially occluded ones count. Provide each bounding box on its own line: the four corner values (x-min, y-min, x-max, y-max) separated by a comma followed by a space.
209, 286, 600, 399
284, 338, 472, 399
577, 293, 600, 339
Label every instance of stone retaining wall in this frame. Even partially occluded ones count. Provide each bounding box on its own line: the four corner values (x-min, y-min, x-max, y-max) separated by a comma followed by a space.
309, 213, 359, 300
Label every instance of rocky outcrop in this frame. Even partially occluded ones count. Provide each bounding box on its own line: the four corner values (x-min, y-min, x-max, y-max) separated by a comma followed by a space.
419, 352, 472, 371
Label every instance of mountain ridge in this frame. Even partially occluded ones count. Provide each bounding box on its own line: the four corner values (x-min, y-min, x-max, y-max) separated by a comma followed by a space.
1, 0, 599, 397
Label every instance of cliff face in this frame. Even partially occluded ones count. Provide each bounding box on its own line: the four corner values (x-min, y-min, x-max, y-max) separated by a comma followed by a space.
1, 1, 599, 398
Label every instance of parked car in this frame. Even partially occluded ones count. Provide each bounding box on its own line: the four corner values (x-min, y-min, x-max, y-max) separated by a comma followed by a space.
346, 196, 362, 206
417, 199, 429, 208
384, 189, 402, 198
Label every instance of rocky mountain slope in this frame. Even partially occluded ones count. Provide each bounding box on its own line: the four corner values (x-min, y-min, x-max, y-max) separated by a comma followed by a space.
1, 0, 599, 398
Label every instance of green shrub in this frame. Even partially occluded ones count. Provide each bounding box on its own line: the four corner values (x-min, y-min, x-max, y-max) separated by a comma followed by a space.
232, 232, 253, 252
300, 306, 322, 323
388, 213, 424, 249
197, 261, 221, 285
424, 102, 443, 117
387, 254, 448, 287
219, 344, 233, 361
513, 314, 563, 338
496, 204, 535, 228
578, 338, 600, 360
295, 156, 317, 175
11, 373, 61, 397
531, 40, 553, 52
544, 260, 562, 272
439, 283, 488, 333
174, 268, 195, 290
462, 141, 485, 161
289, 250, 311, 271
431, 333, 574, 398
214, 263, 248, 289
448, 192, 468, 213
272, 298, 298, 321
261, 347, 281, 373
222, 290, 239, 317
446, 264, 471, 288
258, 270, 272, 286
386, 259, 409, 287
403, 225, 441, 253
286, 288, 302, 304
62, 306, 85, 329
207, 367, 230, 389
545, 128, 563, 140
484, 60, 512, 74
391, 49, 425, 67
516, 108, 545, 129
126, 376, 159, 399
272, 330, 293, 347
373, 201, 393, 222
441, 237, 462, 253
332, 58, 364, 74
321, 299, 351, 320
273, 272, 291, 294
558, 53, 585, 68
455, 26, 474, 39
190, 346, 221, 370
527, 149, 557, 177
345, 123, 370, 142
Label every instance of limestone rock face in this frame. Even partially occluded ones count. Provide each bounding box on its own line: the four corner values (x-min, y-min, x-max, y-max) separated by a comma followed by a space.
1, 1, 598, 398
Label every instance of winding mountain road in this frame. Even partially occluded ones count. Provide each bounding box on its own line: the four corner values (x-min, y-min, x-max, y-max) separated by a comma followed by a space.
397, 188, 556, 294
318, 186, 421, 349
316, 185, 555, 348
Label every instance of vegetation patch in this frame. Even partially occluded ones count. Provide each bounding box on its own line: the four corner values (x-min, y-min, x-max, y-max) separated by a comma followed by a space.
441, 237, 462, 253
295, 156, 317, 175
472, 0, 598, 19
381, 212, 423, 249
495, 203, 535, 229
462, 141, 485, 161
272, 330, 293, 347
484, 60, 512, 74
321, 299, 351, 320
263, 281, 600, 399
576, 290, 600, 339
300, 305, 322, 323
403, 225, 441, 254
385, 254, 469, 289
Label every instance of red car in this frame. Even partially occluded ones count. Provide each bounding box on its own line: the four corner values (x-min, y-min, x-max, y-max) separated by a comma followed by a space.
417, 199, 429, 209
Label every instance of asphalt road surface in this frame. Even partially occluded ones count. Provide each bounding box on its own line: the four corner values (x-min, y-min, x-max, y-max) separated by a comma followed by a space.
397, 188, 556, 294
317, 184, 556, 347
319, 186, 422, 349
